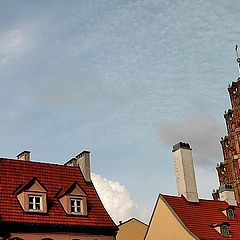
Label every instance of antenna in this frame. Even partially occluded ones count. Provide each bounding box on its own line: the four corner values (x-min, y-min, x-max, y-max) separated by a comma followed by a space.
235, 45, 240, 78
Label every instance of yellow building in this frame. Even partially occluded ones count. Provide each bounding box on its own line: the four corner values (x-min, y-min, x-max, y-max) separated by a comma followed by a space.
145, 142, 240, 239
117, 218, 148, 240
144, 193, 240, 239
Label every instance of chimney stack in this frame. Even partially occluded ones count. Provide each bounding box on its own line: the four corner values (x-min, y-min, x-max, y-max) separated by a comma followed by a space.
219, 184, 237, 206
172, 142, 199, 202
64, 151, 91, 182
16, 151, 31, 161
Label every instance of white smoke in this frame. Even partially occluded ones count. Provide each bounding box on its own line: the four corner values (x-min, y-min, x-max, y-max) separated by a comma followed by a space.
91, 172, 136, 223
159, 113, 224, 167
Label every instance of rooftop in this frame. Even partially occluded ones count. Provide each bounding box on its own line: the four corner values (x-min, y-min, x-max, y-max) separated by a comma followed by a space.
162, 194, 240, 239
0, 157, 116, 231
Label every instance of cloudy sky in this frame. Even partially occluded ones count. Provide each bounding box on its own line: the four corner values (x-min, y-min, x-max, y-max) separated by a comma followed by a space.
1, 0, 240, 223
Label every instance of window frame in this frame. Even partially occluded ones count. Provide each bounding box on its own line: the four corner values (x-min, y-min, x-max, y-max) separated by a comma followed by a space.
226, 208, 235, 219
70, 198, 83, 214
220, 224, 230, 237
28, 195, 42, 211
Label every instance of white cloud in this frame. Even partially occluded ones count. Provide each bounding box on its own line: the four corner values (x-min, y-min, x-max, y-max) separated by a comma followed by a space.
0, 29, 30, 67
91, 172, 137, 223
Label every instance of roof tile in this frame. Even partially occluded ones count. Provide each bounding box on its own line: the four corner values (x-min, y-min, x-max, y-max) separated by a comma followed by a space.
0, 158, 116, 228
162, 194, 240, 239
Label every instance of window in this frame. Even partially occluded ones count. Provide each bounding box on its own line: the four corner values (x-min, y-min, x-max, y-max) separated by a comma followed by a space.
220, 224, 230, 236
227, 208, 235, 219
70, 198, 82, 213
58, 182, 87, 215
29, 195, 41, 210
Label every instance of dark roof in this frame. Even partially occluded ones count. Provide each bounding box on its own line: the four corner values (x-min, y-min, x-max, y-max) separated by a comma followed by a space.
118, 217, 148, 227
0, 158, 116, 232
161, 194, 240, 239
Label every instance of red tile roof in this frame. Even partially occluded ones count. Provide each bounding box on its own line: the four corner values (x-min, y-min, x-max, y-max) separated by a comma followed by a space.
0, 158, 116, 231
162, 194, 240, 239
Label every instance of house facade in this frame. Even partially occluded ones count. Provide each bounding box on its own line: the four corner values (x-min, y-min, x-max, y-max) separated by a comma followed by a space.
0, 150, 118, 240
116, 218, 147, 240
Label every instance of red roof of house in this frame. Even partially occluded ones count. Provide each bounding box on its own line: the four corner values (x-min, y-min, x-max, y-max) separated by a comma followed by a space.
162, 194, 240, 239
0, 158, 116, 230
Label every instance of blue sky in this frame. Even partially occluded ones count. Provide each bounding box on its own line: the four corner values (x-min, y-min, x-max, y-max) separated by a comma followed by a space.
1, 0, 240, 222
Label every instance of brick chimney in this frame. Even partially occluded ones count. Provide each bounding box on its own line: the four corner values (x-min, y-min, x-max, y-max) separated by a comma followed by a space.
64, 151, 91, 182
16, 151, 31, 161
172, 142, 199, 202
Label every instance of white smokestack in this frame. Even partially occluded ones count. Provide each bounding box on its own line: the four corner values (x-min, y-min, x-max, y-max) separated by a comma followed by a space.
172, 142, 199, 202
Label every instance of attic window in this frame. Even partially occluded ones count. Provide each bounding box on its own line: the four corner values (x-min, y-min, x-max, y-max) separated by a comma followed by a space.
227, 208, 235, 219
15, 177, 48, 214
71, 198, 82, 213
29, 195, 41, 210
220, 224, 230, 236
58, 182, 88, 216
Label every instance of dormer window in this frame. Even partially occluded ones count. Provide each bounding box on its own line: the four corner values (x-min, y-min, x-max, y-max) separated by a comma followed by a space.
71, 198, 82, 213
227, 208, 235, 219
220, 224, 230, 236
29, 195, 41, 210
58, 181, 88, 216
14, 177, 47, 214
222, 207, 235, 219
213, 222, 230, 237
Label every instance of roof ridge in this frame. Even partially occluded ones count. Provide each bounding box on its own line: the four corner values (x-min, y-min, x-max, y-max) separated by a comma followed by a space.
161, 193, 233, 204
0, 157, 80, 168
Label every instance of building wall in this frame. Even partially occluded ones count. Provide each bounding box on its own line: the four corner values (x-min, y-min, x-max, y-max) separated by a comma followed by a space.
10, 233, 115, 240
116, 218, 147, 240
145, 196, 197, 240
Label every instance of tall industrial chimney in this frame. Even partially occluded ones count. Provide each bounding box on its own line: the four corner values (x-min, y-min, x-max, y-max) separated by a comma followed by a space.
172, 142, 199, 202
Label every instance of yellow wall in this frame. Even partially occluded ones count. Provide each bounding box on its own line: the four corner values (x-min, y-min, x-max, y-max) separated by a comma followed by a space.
117, 218, 148, 240
145, 196, 198, 240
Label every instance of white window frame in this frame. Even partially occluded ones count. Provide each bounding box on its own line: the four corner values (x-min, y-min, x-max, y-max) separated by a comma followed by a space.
28, 195, 42, 211
70, 198, 82, 213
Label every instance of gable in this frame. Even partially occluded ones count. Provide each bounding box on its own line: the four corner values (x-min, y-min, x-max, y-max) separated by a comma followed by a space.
117, 218, 147, 240
145, 195, 197, 240
27, 179, 47, 193
14, 177, 47, 195
67, 182, 87, 196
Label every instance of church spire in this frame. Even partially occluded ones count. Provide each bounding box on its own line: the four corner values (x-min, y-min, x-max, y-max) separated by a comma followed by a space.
235, 45, 240, 78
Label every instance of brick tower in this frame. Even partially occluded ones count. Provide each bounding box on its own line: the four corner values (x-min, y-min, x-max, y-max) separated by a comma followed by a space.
215, 46, 240, 204
217, 79, 240, 203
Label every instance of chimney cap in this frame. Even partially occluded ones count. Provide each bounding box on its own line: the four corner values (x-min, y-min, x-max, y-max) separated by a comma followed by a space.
172, 142, 192, 152
16, 150, 31, 161
219, 184, 233, 193
75, 150, 90, 159
16, 150, 31, 158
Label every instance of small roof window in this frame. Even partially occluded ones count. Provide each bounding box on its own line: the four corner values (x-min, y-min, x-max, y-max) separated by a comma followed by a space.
220, 224, 230, 236
213, 222, 230, 237
227, 208, 235, 219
